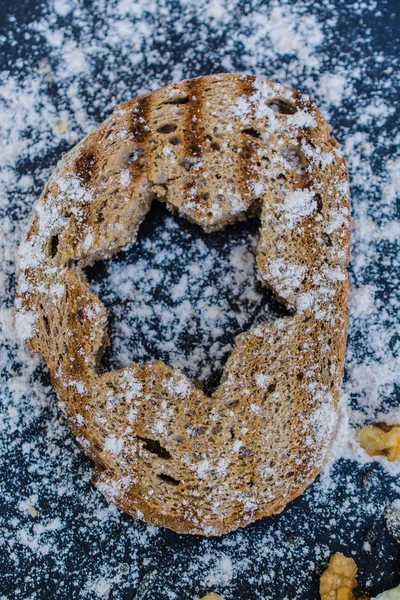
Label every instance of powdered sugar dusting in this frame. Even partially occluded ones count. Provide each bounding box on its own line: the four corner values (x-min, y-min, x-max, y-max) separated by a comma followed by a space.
1, 0, 400, 598
281, 189, 318, 229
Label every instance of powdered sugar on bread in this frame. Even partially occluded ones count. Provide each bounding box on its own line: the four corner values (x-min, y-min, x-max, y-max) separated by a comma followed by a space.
15, 74, 350, 535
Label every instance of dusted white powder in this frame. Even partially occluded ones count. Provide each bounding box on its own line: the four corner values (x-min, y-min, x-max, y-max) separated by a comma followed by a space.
281, 190, 318, 228
1, 0, 399, 598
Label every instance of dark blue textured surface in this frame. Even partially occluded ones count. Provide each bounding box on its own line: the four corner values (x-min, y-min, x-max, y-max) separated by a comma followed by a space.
0, 1, 400, 599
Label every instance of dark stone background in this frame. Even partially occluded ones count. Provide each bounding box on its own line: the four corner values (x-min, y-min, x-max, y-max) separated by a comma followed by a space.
0, 1, 399, 599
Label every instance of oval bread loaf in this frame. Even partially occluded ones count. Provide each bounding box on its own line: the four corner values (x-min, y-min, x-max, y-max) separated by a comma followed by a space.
15, 74, 351, 536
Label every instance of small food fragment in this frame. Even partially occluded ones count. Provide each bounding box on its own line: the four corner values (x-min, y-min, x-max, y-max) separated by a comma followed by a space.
359, 424, 400, 461
320, 553, 358, 600
372, 584, 400, 600
27, 503, 37, 517
52, 118, 69, 134
200, 595, 225, 600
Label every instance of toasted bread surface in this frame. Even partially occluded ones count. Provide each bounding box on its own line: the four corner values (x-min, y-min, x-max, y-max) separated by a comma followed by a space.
15, 74, 351, 535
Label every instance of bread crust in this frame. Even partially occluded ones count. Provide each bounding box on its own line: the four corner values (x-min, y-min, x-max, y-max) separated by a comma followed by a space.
15, 74, 351, 536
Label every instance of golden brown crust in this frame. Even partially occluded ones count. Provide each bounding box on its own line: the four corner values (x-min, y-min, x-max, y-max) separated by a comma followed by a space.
15, 74, 351, 536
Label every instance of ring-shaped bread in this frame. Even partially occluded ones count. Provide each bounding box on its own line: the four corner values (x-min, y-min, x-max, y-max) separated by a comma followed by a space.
16, 74, 350, 535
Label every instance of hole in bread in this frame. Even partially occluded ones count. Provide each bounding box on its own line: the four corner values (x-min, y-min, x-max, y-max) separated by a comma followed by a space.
157, 473, 180, 486
315, 193, 323, 212
189, 144, 202, 156
104, 127, 116, 140
157, 123, 177, 134
120, 147, 145, 169
137, 436, 171, 459
241, 128, 262, 139
267, 99, 297, 114
162, 94, 189, 105
205, 135, 221, 151
281, 146, 307, 175
168, 135, 182, 145
178, 157, 197, 170
322, 233, 332, 246
86, 203, 291, 395
48, 234, 59, 258
43, 314, 50, 335
225, 399, 239, 408
210, 140, 221, 151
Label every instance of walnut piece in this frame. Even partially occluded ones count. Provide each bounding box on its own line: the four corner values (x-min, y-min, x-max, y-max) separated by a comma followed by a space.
359, 424, 400, 462
320, 553, 358, 600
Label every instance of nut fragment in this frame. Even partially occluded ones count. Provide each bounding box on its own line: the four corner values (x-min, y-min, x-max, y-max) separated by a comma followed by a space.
320, 552, 358, 600
359, 424, 400, 461
337, 587, 354, 600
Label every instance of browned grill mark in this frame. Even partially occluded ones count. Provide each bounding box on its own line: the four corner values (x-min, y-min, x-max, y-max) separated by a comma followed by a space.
74, 148, 98, 185
242, 127, 262, 139
127, 94, 152, 182
72, 147, 100, 259
129, 94, 151, 143
237, 75, 259, 204
240, 73, 257, 95
179, 78, 209, 215
183, 78, 205, 160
